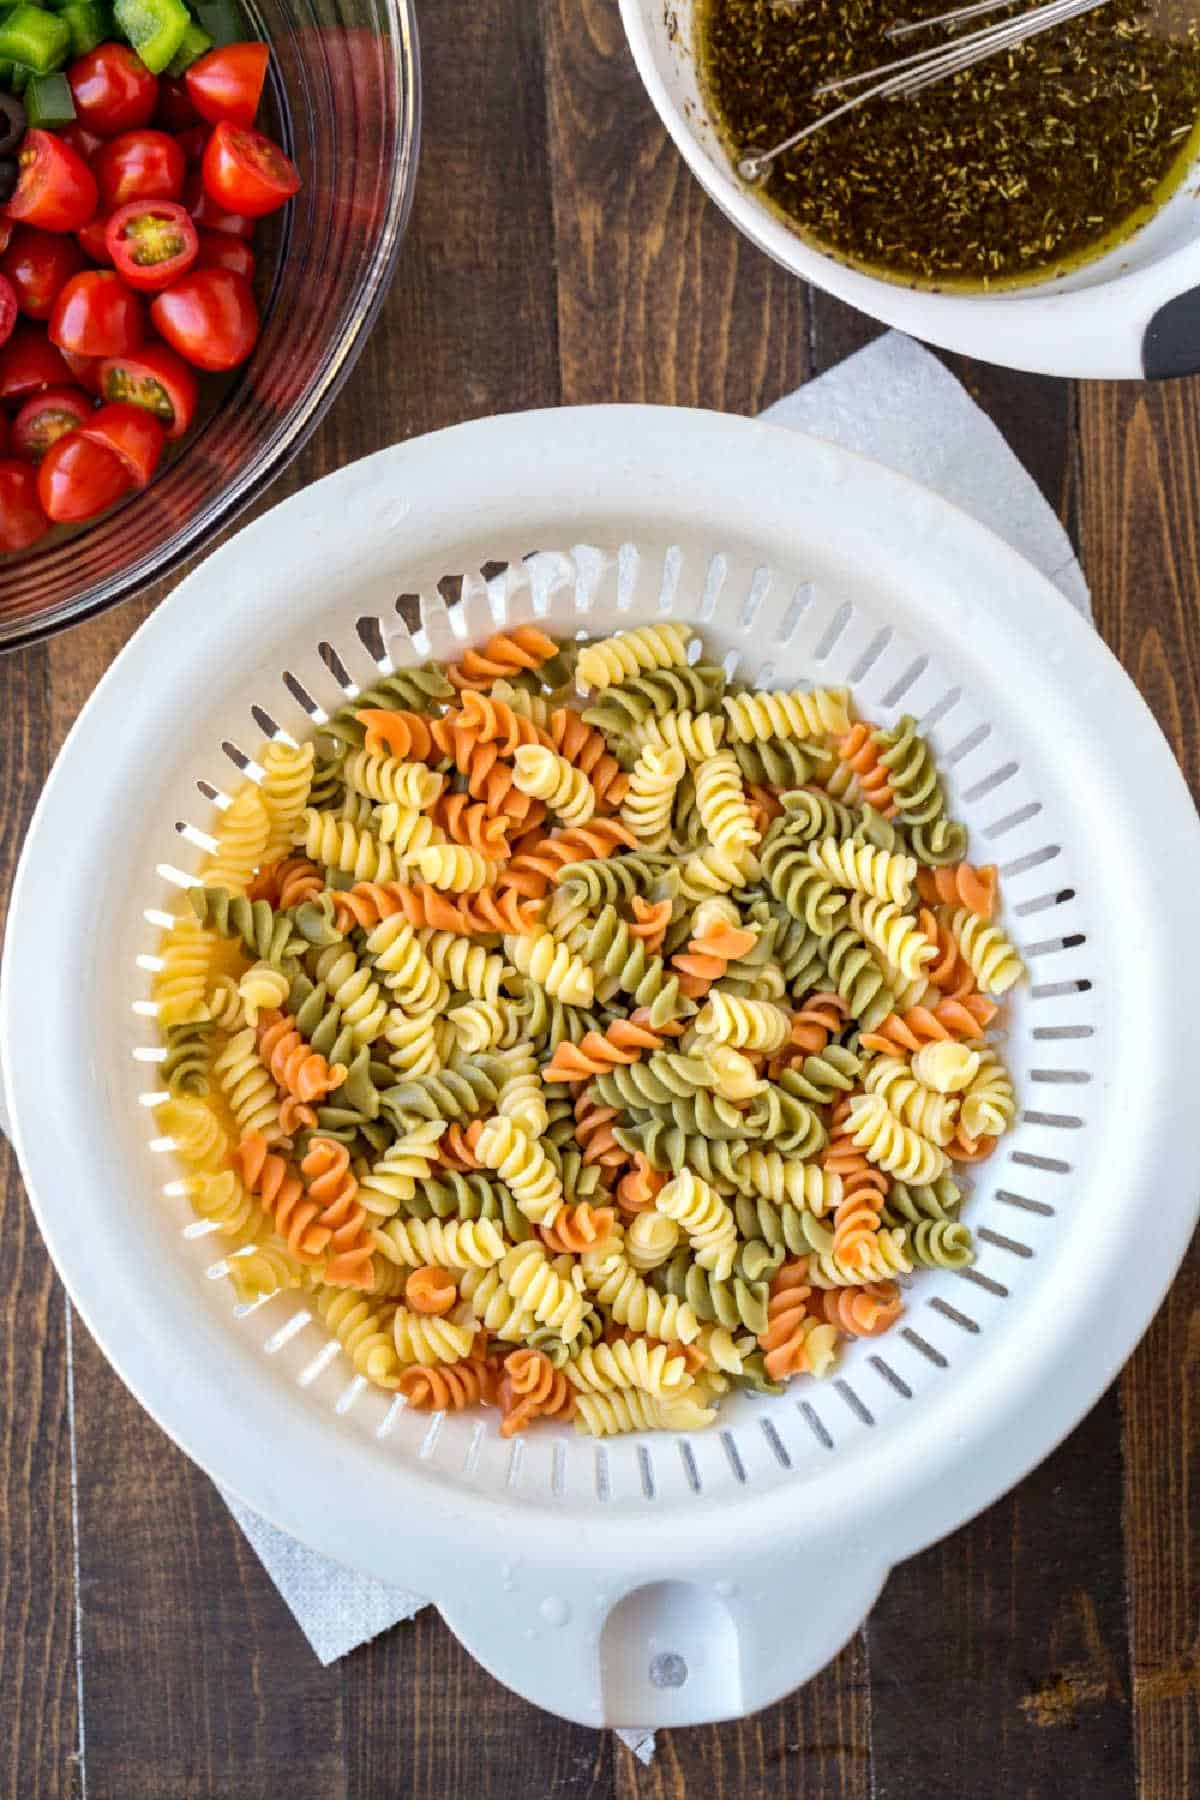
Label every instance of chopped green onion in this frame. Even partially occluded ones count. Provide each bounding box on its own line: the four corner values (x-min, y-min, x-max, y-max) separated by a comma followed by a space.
113, 0, 190, 72
0, 4, 70, 74
25, 68, 74, 124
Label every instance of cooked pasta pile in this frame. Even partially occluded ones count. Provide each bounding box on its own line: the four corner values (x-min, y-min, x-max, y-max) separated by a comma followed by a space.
152, 620, 1024, 1438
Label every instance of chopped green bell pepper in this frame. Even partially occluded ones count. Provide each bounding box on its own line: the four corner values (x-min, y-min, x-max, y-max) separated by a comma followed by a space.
25, 69, 74, 124
114, 0, 189, 72
164, 16, 211, 75
0, 4, 70, 74
59, 0, 107, 54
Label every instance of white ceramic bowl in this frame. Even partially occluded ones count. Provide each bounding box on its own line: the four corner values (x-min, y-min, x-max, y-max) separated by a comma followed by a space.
620, 0, 1200, 379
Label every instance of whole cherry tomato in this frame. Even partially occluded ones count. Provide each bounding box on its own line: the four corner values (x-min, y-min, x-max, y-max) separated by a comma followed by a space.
184, 43, 268, 127
1, 227, 86, 319
149, 267, 258, 370
38, 429, 131, 522
155, 75, 200, 133
49, 270, 144, 357
0, 457, 49, 548
0, 273, 16, 349
75, 211, 113, 264
0, 324, 72, 401
94, 130, 186, 212
79, 400, 164, 486
11, 386, 91, 462
193, 228, 253, 281
200, 121, 299, 218
68, 45, 158, 136
106, 200, 198, 292
59, 347, 105, 395
183, 167, 253, 237
98, 341, 197, 438
5, 131, 98, 234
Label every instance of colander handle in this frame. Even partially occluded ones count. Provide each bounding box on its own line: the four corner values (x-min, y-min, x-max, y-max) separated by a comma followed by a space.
436, 1546, 889, 1727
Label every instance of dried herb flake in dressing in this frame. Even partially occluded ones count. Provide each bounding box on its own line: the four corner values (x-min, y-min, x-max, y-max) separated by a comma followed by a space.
699, 0, 1200, 287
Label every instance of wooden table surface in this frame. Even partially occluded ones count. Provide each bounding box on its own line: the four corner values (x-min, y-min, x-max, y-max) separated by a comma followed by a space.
2, 5, 1199, 1797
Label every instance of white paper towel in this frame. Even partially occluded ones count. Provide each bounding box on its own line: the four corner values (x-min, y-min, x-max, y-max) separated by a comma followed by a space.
214, 333, 1091, 1760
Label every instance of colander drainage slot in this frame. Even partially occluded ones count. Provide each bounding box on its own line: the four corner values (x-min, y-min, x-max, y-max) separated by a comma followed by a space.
679, 1442, 702, 1493
848, 627, 892, 684
738, 567, 771, 630
1025, 933, 1087, 958
813, 601, 853, 662
1022, 1110, 1083, 1129
594, 1447, 611, 1500
870, 1356, 912, 1399
928, 1298, 980, 1335
976, 1227, 1033, 1259
835, 1381, 874, 1426
720, 1431, 747, 1483
964, 761, 1018, 804
1031, 1067, 1091, 1085
881, 654, 928, 707
760, 1418, 791, 1467
1032, 978, 1092, 1000
250, 705, 279, 739
281, 671, 320, 717
697, 554, 726, 622
1032, 1023, 1094, 1041
1014, 887, 1076, 917
798, 1401, 834, 1450
773, 582, 815, 646
944, 722, 991, 766
920, 685, 961, 730
957, 1266, 1009, 1298
901, 1329, 947, 1369
985, 801, 1042, 839
1001, 844, 1060, 878
318, 641, 352, 687
995, 1188, 1054, 1216
637, 1446, 655, 1500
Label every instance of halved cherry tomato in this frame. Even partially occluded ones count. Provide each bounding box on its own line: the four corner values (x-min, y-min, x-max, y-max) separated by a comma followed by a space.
106, 200, 198, 292
156, 75, 200, 134
68, 45, 158, 136
0, 273, 16, 350
61, 124, 104, 164
1, 227, 86, 319
185, 43, 268, 128
0, 457, 48, 548
183, 167, 253, 237
79, 400, 164, 486
76, 211, 113, 264
149, 266, 257, 370
12, 385, 90, 462
0, 324, 72, 401
5, 131, 99, 235
94, 130, 185, 212
98, 341, 196, 438
38, 428, 130, 522
174, 124, 209, 165
60, 347, 104, 394
194, 228, 253, 280
50, 270, 144, 356
201, 121, 299, 219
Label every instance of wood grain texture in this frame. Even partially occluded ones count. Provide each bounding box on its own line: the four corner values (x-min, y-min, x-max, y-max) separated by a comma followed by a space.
542, 0, 808, 413
1077, 379, 1200, 1800
0, 645, 80, 1800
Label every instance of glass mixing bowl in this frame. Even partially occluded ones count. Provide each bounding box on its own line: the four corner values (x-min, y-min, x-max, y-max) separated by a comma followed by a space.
0, 0, 420, 650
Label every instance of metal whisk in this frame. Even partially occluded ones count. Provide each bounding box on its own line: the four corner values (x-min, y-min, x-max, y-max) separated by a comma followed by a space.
737, 0, 1116, 180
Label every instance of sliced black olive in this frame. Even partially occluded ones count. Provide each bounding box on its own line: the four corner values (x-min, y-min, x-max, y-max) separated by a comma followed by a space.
0, 94, 25, 158
0, 157, 17, 206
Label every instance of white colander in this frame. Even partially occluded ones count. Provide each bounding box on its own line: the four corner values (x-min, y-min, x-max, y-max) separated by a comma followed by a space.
4, 406, 1199, 1729
620, 0, 1200, 379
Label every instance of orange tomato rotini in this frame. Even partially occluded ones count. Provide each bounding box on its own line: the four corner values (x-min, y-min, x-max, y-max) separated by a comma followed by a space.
573, 1091, 627, 1175
616, 1152, 667, 1217
836, 722, 897, 817
540, 1201, 617, 1256
356, 708, 438, 763
405, 1264, 458, 1315
301, 1137, 373, 1289
915, 861, 998, 920
432, 792, 513, 857
547, 707, 628, 811
670, 919, 759, 998
818, 1282, 904, 1337
758, 1261, 814, 1381
627, 895, 672, 955
498, 1347, 575, 1436
542, 1016, 669, 1083
256, 1011, 347, 1104
235, 1132, 327, 1264
399, 1357, 496, 1411
445, 624, 560, 692
860, 993, 998, 1056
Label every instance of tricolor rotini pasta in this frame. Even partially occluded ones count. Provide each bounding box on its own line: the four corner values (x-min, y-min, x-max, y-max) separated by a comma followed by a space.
153, 623, 1023, 1435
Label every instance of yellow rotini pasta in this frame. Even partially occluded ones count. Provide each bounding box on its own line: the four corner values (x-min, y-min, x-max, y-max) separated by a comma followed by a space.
154, 622, 1024, 1432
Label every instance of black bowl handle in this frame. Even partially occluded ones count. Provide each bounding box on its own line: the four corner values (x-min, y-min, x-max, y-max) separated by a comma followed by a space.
1143, 286, 1200, 379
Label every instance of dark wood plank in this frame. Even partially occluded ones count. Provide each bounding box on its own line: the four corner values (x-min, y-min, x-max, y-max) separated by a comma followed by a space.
1077, 377, 1200, 1800
542, 0, 808, 414
346, 1608, 611, 1800
0, 643, 81, 1800
868, 1390, 1135, 1799
618, 1640, 870, 1800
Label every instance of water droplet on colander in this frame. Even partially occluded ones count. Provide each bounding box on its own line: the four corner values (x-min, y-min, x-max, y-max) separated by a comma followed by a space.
539, 1594, 571, 1627
501, 1561, 517, 1590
